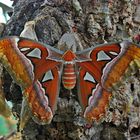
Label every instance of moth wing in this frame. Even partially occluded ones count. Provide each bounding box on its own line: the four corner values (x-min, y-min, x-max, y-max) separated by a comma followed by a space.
0, 36, 63, 124
77, 43, 125, 122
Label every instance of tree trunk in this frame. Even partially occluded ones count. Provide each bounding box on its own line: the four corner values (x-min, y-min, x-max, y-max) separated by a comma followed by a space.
1, 0, 140, 139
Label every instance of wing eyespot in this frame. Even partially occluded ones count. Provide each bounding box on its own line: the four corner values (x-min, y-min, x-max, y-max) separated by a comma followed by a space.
109, 51, 118, 56
26, 48, 42, 59
42, 70, 54, 82
97, 51, 111, 61
84, 72, 96, 83
20, 48, 30, 51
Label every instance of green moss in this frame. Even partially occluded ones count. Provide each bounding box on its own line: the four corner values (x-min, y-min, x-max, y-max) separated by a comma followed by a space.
0, 116, 17, 136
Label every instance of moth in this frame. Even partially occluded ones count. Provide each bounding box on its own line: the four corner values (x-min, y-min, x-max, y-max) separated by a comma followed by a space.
0, 36, 140, 125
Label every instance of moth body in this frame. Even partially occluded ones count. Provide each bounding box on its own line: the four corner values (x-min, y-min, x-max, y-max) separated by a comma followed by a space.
62, 63, 76, 90
62, 50, 77, 90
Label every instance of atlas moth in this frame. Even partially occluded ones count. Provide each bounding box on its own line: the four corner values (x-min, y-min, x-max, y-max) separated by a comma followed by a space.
0, 36, 140, 126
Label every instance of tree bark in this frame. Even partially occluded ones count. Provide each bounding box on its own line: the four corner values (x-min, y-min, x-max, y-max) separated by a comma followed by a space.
1, 0, 140, 139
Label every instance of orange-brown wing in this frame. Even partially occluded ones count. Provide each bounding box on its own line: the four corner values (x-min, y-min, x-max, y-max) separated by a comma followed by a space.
22, 66, 61, 125
76, 42, 140, 122
0, 36, 63, 124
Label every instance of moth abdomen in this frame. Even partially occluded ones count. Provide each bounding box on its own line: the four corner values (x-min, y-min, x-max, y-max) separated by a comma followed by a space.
62, 63, 76, 90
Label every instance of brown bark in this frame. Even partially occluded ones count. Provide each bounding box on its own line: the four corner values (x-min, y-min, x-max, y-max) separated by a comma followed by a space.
1, 0, 140, 139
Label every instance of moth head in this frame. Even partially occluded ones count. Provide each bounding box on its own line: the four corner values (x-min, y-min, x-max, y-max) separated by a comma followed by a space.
62, 50, 76, 61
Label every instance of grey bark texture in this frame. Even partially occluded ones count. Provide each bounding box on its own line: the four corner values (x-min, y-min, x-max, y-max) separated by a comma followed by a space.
1, 0, 140, 139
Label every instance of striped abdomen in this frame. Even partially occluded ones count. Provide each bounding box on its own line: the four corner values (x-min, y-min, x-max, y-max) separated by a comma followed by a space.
62, 63, 76, 90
